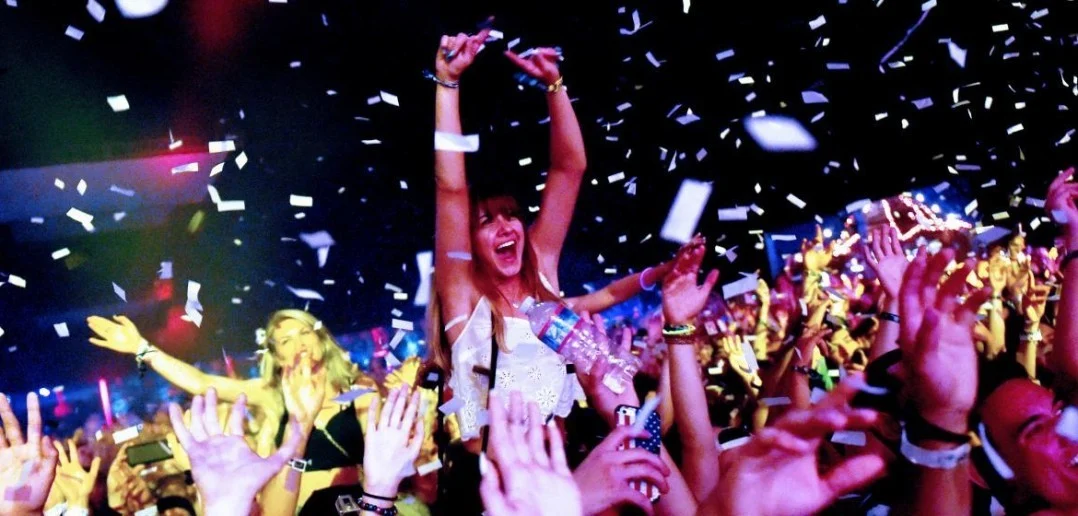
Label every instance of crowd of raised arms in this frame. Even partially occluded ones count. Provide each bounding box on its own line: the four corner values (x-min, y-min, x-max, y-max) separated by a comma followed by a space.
4, 27, 1078, 516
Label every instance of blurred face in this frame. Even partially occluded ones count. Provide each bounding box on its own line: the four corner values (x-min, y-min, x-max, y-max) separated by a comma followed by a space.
982, 379, 1078, 508
271, 319, 323, 369
472, 196, 526, 279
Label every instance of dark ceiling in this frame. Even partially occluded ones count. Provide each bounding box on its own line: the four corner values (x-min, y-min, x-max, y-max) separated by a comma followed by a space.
0, 0, 1075, 395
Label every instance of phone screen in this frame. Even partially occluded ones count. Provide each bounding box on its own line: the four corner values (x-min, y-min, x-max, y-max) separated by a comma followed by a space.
126, 440, 174, 467
615, 405, 662, 502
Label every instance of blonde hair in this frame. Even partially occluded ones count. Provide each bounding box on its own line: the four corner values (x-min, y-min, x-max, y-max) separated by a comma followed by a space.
258, 309, 358, 395
426, 195, 561, 374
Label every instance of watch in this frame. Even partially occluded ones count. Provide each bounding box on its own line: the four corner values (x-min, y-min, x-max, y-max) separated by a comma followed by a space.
899, 427, 970, 469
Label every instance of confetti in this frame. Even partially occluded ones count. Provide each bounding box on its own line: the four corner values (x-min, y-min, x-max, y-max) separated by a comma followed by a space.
54, 178, 65, 190
645, 51, 662, 68
802, 91, 829, 104
208, 140, 236, 153
76, 179, 87, 195
332, 388, 375, 404
391, 319, 414, 332
171, 162, 198, 174
54, 323, 70, 338
808, 15, 826, 30
52, 248, 71, 260
286, 286, 325, 301
744, 115, 817, 152
65, 26, 85, 41
289, 195, 314, 207
113, 282, 127, 302
786, 194, 807, 209
109, 185, 135, 197
715, 49, 734, 61
434, 132, 480, 152
722, 273, 759, 299
831, 431, 867, 446
210, 162, 225, 177
379, 91, 400, 106
106, 95, 130, 112
86, 0, 106, 22
717, 207, 749, 221
948, 41, 967, 68
235, 152, 248, 170
660, 179, 712, 244
414, 250, 433, 307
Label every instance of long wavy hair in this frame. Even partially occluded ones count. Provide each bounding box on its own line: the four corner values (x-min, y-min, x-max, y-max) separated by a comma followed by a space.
258, 309, 358, 395
426, 194, 561, 374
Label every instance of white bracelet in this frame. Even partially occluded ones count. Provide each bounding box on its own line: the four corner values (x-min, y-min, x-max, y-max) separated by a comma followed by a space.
44, 503, 67, 516
899, 427, 970, 469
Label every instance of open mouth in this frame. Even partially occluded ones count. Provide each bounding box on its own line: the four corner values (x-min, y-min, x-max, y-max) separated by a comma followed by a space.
495, 240, 518, 258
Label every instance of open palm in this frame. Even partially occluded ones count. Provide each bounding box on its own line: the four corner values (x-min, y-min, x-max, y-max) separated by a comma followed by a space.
865, 225, 908, 298
169, 388, 301, 513
661, 236, 719, 325
0, 393, 58, 515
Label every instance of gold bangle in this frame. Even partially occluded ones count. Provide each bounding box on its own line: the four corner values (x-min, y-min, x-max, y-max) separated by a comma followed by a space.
662, 324, 697, 337
547, 76, 565, 94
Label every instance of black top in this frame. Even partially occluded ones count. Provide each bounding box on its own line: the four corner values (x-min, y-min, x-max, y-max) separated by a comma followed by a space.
275, 401, 365, 471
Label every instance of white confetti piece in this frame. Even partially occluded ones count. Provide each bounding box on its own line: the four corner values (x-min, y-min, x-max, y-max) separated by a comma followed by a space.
518, 157, 533, 167
826, 62, 850, 70
0, 327, 4, 339
51, 248, 71, 260
106, 95, 130, 112
391, 319, 414, 332
289, 195, 313, 207
113, 282, 127, 302
1007, 123, 1024, 135
1030, 8, 1048, 20
912, 97, 933, 109
208, 140, 235, 153
645, 51, 662, 68
54, 323, 70, 338
964, 199, 978, 216
676, 110, 700, 125
607, 171, 626, 183
434, 132, 480, 152
159, 261, 173, 280
171, 162, 198, 174
74, 179, 87, 195
65, 26, 85, 40
802, 91, 828, 104
286, 286, 324, 301
7, 275, 26, 288
715, 49, 734, 61
991, 24, 1009, 32
54, 178, 65, 190
744, 115, 817, 152
660, 179, 712, 244
332, 388, 375, 404
417, 459, 443, 476
786, 193, 806, 209
808, 15, 826, 30
66, 207, 93, 226
379, 91, 400, 106
384, 283, 403, 293
415, 250, 433, 307
722, 273, 759, 299
114, 0, 168, 18
832, 430, 866, 446
210, 162, 225, 177
216, 200, 245, 212
109, 185, 135, 197
87, 0, 106, 21
948, 41, 966, 68
235, 152, 248, 170
717, 206, 749, 221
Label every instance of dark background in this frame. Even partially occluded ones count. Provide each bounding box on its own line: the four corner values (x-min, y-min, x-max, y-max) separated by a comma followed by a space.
0, 0, 1074, 398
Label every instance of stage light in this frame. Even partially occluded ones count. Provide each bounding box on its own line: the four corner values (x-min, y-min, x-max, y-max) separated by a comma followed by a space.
115, 0, 168, 18
99, 378, 113, 428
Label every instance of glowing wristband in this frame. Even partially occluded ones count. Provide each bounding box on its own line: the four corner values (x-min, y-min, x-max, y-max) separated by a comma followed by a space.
639, 267, 657, 291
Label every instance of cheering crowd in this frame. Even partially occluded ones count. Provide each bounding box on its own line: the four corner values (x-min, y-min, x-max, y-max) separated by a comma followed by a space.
3, 27, 1078, 516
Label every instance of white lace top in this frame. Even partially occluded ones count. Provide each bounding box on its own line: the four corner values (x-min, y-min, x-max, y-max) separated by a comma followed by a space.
448, 297, 584, 440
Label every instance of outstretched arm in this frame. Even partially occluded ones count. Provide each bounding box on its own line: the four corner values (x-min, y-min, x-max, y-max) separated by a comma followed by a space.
505, 49, 587, 281
88, 315, 269, 406
1047, 168, 1078, 382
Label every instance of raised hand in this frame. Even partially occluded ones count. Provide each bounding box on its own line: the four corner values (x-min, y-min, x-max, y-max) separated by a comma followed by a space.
362, 386, 425, 498
899, 249, 989, 434
661, 235, 720, 326
801, 225, 835, 273
481, 392, 583, 516
87, 315, 144, 354
434, 27, 492, 83
281, 361, 327, 432
0, 393, 58, 516
504, 48, 563, 86
52, 439, 101, 510
1024, 283, 1052, 323
168, 388, 302, 515
713, 383, 885, 516
1047, 167, 1078, 247
864, 225, 908, 299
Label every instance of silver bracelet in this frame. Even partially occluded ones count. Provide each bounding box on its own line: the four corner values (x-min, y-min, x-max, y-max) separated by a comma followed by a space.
422, 70, 459, 89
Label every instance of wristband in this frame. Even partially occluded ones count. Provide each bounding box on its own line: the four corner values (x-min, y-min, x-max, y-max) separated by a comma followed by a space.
422, 69, 459, 89
639, 267, 657, 291
904, 411, 971, 445
662, 324, 696, 337
899, 427, 970, 469
288, 457, 310, 472
879, 312, 900, 323
135, 339, 158, 376
358, 500, 398, 516
362, 491, 398, 502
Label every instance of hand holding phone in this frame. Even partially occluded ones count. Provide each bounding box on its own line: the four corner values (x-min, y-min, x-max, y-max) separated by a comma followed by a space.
615, 403, 662, 502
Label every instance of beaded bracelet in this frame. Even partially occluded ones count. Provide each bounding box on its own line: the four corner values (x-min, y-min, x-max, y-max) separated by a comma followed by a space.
358, 500, 398, 516
662, 323, 696, 337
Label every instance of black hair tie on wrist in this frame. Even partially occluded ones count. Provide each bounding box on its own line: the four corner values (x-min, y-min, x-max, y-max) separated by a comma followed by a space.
362, 491, 398, 502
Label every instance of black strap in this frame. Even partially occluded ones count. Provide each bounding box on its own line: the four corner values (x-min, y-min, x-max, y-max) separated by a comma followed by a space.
482, 333, 500, 453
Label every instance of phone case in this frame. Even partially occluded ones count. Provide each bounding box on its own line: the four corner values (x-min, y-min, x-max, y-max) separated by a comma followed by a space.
615, 405, 662, 502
